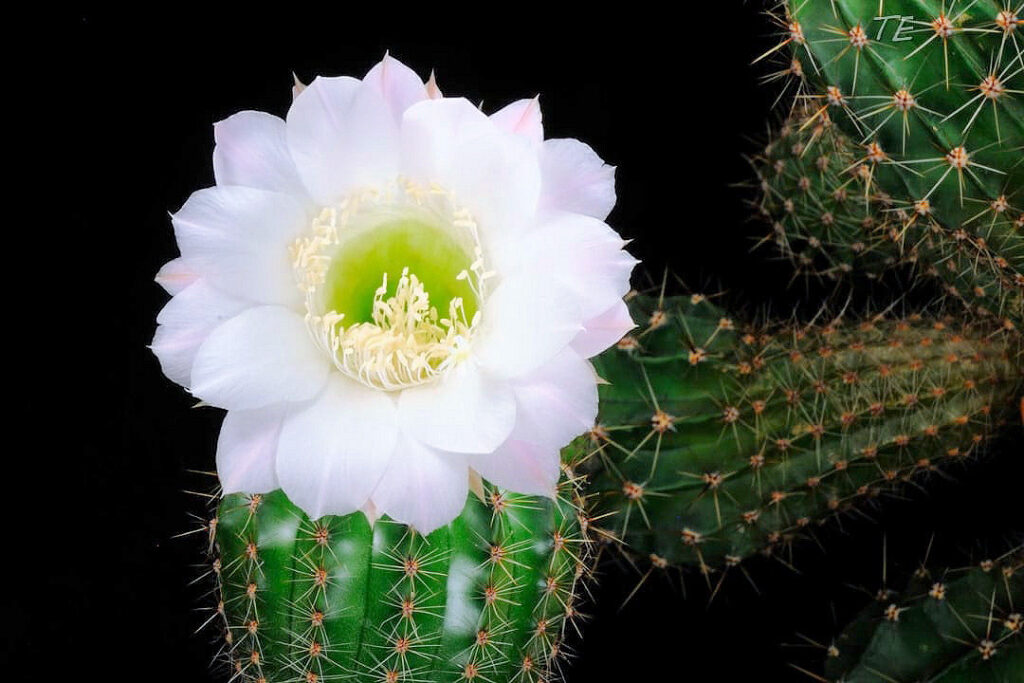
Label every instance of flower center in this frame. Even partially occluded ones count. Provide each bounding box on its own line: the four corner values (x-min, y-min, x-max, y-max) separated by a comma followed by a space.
292, 180, 488, 390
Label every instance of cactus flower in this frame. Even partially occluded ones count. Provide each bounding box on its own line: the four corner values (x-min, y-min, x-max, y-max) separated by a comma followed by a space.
152, 55, 636, 533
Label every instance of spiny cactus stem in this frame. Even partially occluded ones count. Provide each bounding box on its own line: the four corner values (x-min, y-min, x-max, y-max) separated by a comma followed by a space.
577, 293, 1021, 574
197, 470, 593, 683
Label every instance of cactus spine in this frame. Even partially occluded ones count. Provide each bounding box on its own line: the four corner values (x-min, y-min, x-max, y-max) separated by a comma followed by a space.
576, 293, 1021, 572
759, 0, 1024, 330
210, 476, 589, 682
815, 549, 1023, 681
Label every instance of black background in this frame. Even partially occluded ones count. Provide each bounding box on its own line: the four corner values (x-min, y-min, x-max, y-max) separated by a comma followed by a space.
15, 3, 1021, 680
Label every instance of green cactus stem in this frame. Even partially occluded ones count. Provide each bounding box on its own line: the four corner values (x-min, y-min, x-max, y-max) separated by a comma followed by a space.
759, 0, 1024, 330
753, 107, 907, 280
207, 473, 590, 683
816, 549, 1023, 682
753, 105, 1024, 333
574, 293, 1021, 573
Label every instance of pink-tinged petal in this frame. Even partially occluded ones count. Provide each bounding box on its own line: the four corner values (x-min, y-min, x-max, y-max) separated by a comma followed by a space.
425, 71, 442, 99
468, 438, 559, 498
155, 257, 198, 295
151, 280, 248, 388
217, 405, 286, 495
286, 75, 400, 205
172, 185, 309, 307
398, 361, 516, 454
570, 299, 636, 358
190, 305, 329, 411
372, 431, 468, 534
361, 499, 381, 526
292, 73, 306, 100
213, 111, 307, 196
400, 98, 541, 249
512, 348, 598, 449
515, 211, 637, 320
539, 138, 616, 220
276, 375, 398, 520
474, 275, 583, 379
490, 97, 543, 145
363, 54, 427, 124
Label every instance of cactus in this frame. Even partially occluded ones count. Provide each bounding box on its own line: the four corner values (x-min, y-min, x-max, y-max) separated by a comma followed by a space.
810, 549, 1023, 681
575, 293, 1021, 573
208, 474, 589, 682
758, 0, 1024, 330
753, 105, 1024, 332
754, 109, 897, 280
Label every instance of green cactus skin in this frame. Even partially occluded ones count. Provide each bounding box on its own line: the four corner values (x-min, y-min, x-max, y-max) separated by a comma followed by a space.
575, 294, 1021, 572
754, 111, 898, 280
818, 550, 1023, 682
753, 106, 1024, 332
209, 476, 589, 683
760, 0, 1024, 330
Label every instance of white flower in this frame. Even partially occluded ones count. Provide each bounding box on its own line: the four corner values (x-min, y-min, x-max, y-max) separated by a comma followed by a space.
152, 55, 636, 533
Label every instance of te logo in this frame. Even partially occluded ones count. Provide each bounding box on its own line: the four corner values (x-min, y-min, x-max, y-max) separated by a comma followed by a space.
873, 15, 916, 41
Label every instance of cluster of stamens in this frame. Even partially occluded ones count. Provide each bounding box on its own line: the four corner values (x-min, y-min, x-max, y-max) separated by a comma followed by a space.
291, 181, 489, 391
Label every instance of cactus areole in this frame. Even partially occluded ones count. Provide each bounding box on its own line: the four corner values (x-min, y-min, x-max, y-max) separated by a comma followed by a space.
769, 0, 1023, 329
153, 55, 633, 680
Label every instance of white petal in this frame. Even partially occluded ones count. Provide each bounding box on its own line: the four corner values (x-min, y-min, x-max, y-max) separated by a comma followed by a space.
276, 375, 398, 520
190, 306, 329, 410
286, 75, 400, 205
372, 431, 468, 534
172, 185, 309, 307
570, 299, 636, 358
217, 405, 286, 494
362, 54, 427, 125
515, 211, 637, 320
213, 111, 307, 196
151, 280, 248, 388
512, 347, 598, 449
155, 257, 198, 295
400, 98, 541, 248
539, 138, 616, 220
398, 361, 516, 454
474, 275, 583, 379
490, 97, 543, 145
468, 438, 559, 498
